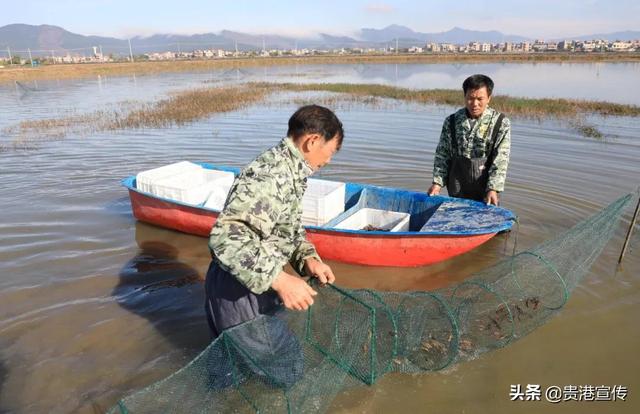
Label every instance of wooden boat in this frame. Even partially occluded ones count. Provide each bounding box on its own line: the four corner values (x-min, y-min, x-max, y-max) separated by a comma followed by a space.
122, 163, 515, 267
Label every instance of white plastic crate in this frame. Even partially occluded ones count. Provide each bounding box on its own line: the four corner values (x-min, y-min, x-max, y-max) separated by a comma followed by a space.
136, 161, 202, 193
334, 208, 410, 232
202, 180, 234, 210
148, 168, 235, 206
302, 178, 345, 226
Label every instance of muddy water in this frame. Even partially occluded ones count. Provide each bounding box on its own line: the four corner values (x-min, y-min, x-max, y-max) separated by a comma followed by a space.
0, 63, 639, 413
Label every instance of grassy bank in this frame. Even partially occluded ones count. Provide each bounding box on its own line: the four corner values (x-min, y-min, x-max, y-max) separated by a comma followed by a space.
116, 86, 270, 129
2, 85, 271, 149
1, 53, 639, 83
4, 82, 639, 150
254, 82, 640, 118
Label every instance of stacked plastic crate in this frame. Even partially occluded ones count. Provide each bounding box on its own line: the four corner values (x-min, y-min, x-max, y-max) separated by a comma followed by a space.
302, 178, 346, 226
334, 208, 410, 232
136, 162, 235, 210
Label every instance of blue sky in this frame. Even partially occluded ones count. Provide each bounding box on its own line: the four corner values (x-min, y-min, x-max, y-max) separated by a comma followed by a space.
5, 0, 639, 39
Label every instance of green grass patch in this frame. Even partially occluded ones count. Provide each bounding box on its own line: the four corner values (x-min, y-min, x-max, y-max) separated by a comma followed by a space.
256, 82, 640, 119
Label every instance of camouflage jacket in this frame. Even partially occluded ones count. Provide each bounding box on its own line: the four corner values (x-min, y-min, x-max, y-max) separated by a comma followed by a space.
432, 107, 511, 192
209, 137, 321, 294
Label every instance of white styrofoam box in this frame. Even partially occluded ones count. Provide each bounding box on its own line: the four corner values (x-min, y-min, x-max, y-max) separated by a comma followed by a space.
302, 178, 345, 226
334, 208, 410, 232
150, 168, 235, 205
136, 161, 201, 193
202, 180, 234, 210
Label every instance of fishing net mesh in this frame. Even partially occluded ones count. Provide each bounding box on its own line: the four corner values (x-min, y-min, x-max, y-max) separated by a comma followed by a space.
110, 194, 632, 414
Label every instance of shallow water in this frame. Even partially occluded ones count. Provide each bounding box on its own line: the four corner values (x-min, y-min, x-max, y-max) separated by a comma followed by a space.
0, 62, 639, 413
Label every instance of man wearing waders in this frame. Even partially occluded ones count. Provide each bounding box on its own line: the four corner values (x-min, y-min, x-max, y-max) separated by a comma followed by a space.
428, 74, 511, 206
204, 105, 343, 388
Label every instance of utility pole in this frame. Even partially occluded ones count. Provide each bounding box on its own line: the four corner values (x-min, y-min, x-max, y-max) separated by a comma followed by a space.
28, 48, 33, 67
7, 46, 13, 65
396, 38, 399, 54
99, 45, 103, 60
128, 38, 134, 62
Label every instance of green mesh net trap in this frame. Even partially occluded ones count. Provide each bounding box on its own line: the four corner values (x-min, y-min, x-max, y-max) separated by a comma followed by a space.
110, 194, 632, 413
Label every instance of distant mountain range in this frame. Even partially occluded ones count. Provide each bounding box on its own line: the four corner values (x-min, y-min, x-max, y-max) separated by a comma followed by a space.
360, 24, 530, 44
1, 23, 638, 56
557, 30, 640, 42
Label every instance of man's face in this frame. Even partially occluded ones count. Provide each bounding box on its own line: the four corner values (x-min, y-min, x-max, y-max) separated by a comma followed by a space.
303, 134, 340, 171
465, 86, 491, 119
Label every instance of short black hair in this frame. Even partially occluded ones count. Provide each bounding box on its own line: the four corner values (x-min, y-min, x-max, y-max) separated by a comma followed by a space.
462, 74, 494, 96
287, 105, 344, 149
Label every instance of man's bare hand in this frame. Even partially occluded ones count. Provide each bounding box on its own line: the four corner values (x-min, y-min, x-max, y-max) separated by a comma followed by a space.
304, 258, 335, 285
271, 271, 317, 311
428, 183, 442, 196
485, 190, 499, 206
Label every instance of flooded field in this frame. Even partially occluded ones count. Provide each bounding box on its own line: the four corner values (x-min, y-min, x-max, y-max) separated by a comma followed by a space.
0, 62, 639, 413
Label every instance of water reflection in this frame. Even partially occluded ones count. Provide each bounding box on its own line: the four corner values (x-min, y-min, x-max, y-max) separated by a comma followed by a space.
114, 240, 209, 352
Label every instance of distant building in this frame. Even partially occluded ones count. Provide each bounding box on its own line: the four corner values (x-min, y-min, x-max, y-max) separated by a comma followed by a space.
441, 43, 457, 52
610, 41, 633, 51
92, 46, 104, 60
13, 33, 640, 66
147, 51, 176, 61
426, 42, 440, 52
579, 41, 596, 52
558, 40, 573, 51
532, 40, 547, 52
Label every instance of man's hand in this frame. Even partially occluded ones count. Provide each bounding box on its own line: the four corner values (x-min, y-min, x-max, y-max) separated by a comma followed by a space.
485, 190, 499, 206
428, 183, 442, 196
271, 271, 317, 311
304, 258, 335, 285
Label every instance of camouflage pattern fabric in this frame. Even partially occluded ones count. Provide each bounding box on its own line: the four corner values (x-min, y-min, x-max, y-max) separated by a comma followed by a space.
209, 137, 321, 294
432, 107, 511, 192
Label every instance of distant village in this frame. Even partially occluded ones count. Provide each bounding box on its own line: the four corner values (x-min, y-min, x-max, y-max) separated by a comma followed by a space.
1, 38, 639, 65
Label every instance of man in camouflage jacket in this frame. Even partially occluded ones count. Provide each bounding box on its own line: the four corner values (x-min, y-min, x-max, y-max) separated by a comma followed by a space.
205, 105, 343, 338
428, 74, 511, 205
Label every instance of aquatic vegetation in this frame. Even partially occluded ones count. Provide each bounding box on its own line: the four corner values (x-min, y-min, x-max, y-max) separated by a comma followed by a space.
573, 122, 605, 139
260, 82, 640, 119
112, 86, 270, 129
2, 85, 270, 145
3, 82, 638, 149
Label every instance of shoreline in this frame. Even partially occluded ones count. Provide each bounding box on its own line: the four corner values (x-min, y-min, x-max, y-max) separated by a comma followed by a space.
2, 53, 639, 84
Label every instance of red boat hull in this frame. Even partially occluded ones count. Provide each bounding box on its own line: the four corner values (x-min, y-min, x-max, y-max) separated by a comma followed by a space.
306, 229, 494, 267
129, 189, 495, 267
